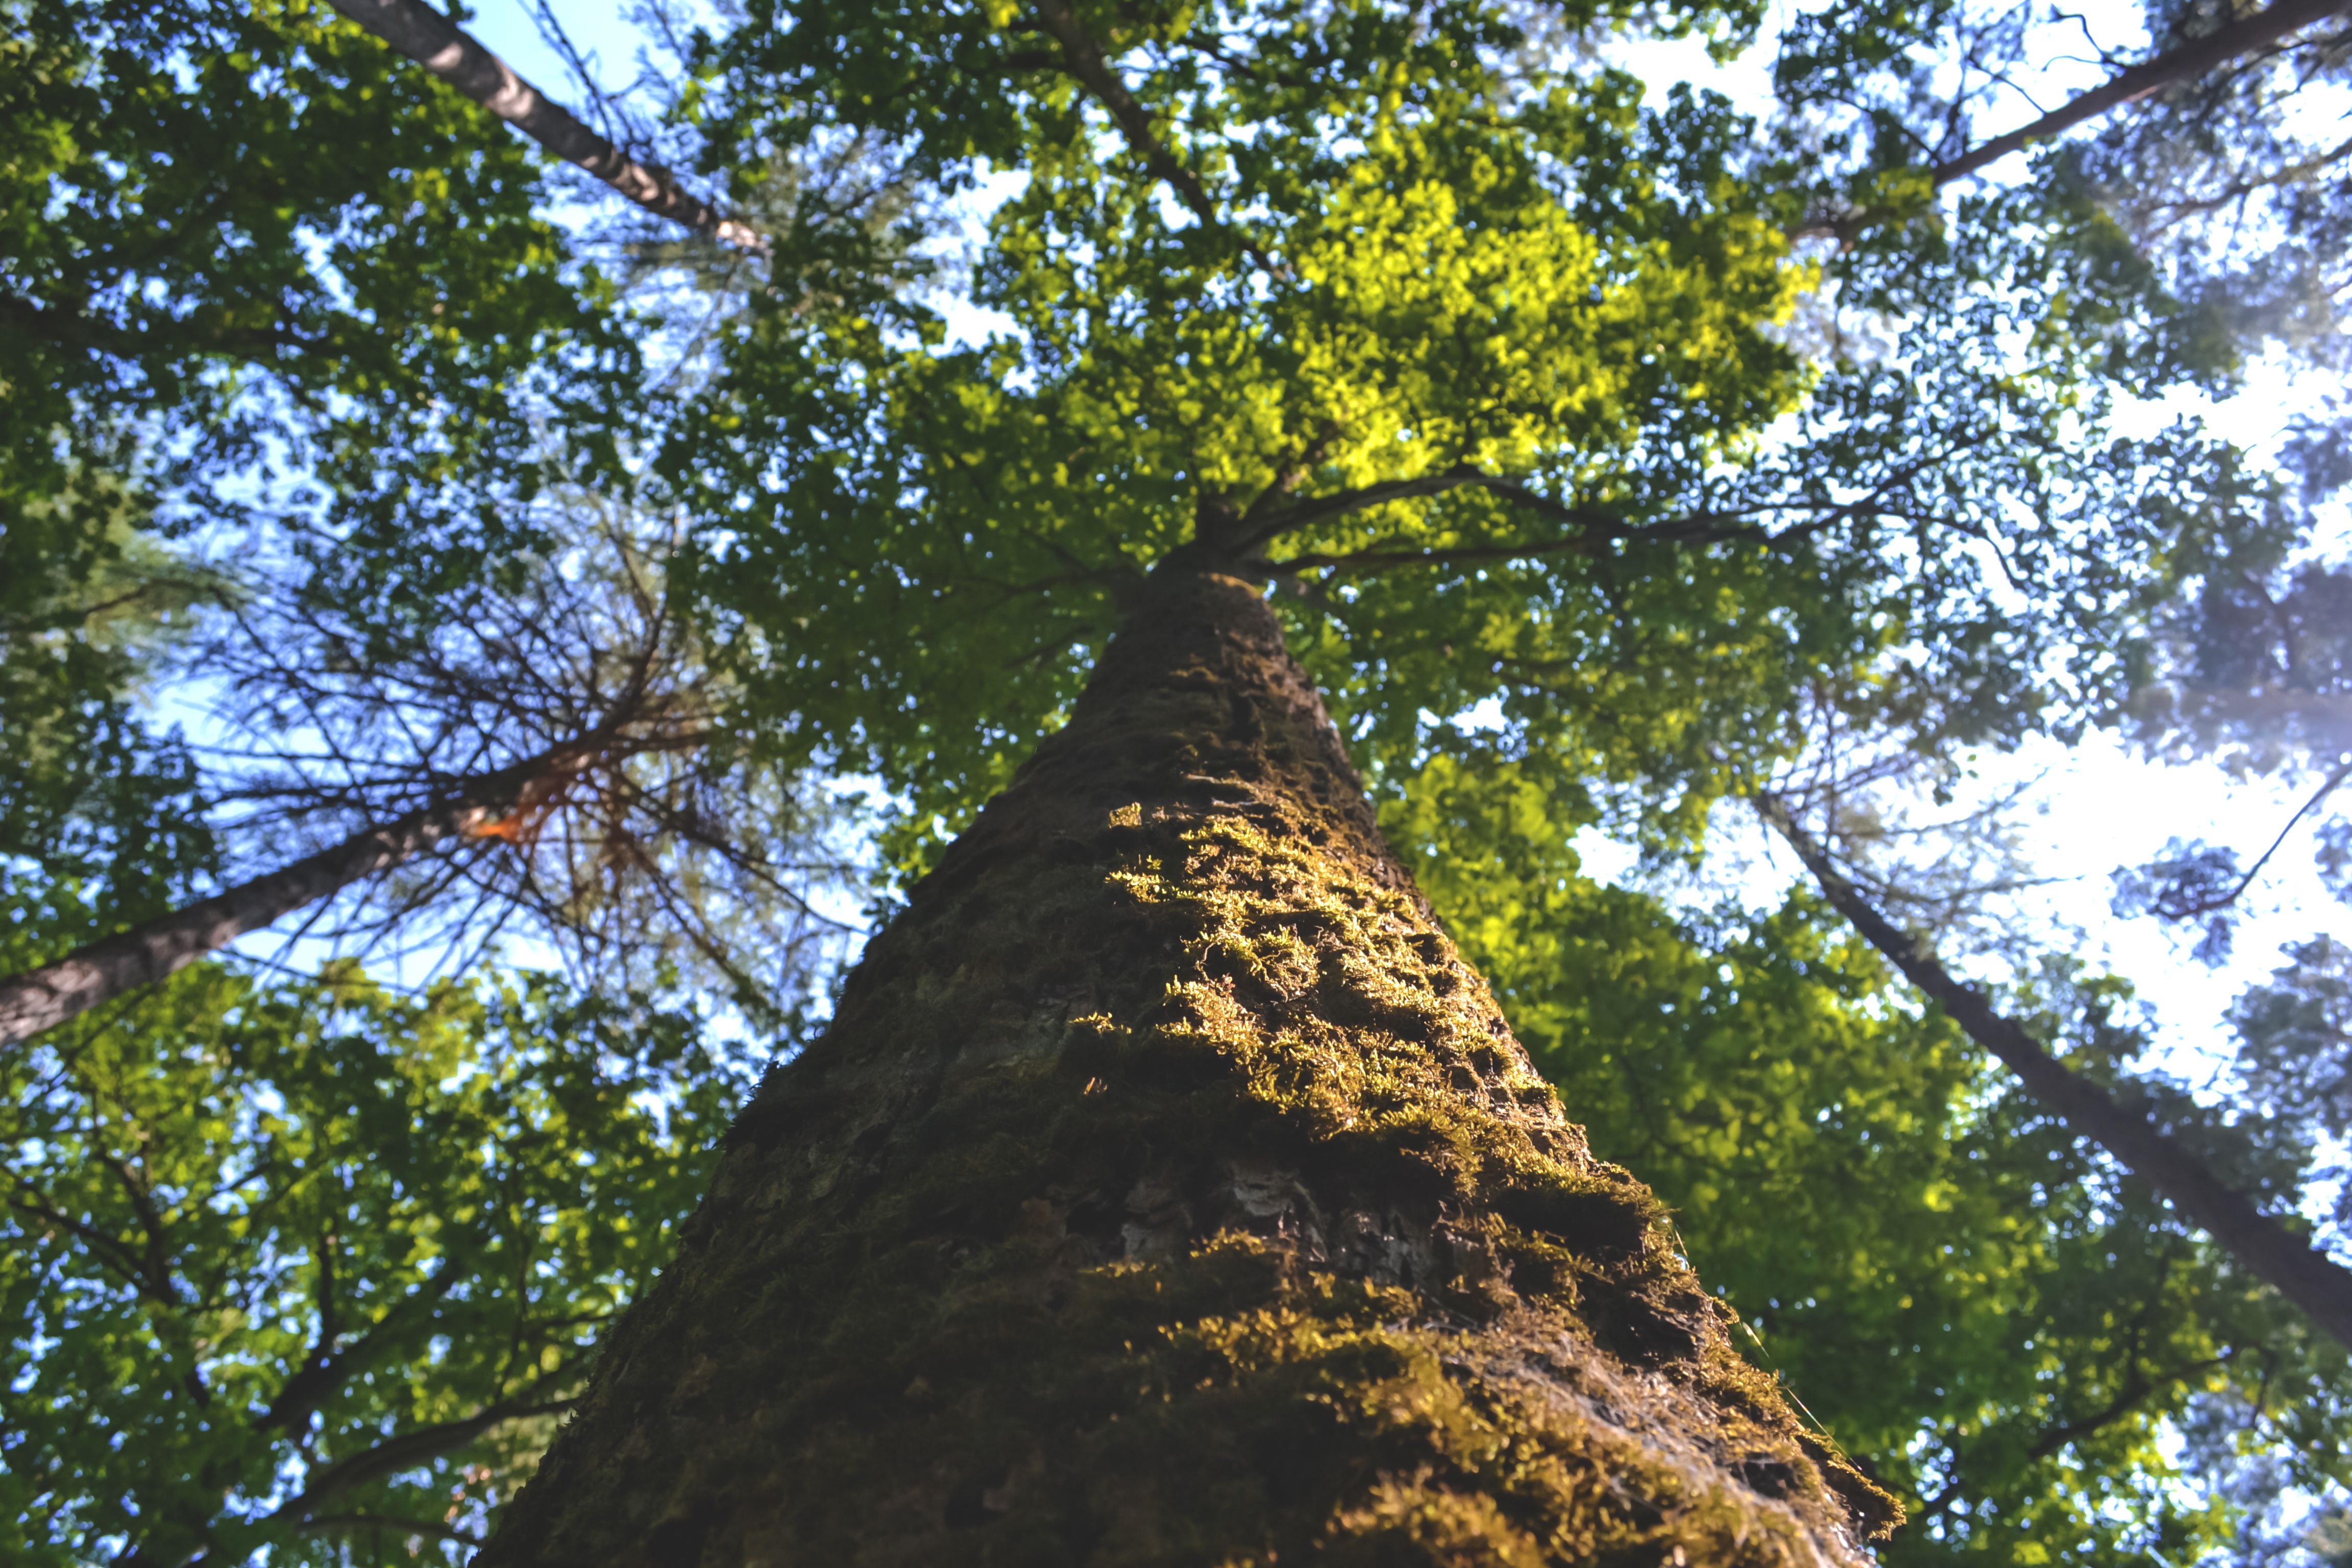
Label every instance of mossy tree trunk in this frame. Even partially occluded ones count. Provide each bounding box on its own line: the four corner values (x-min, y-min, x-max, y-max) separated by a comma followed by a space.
479, 562, 1899, 1566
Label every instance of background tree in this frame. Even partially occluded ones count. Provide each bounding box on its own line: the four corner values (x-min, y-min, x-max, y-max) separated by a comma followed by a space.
0, 482, 861, 1558
1, 0, 652, 1037
0, 0, 934, 1044
1774, 0, 2352, 415
0, 485, 870, 1044
0, 482, 216, 970
2, 13, 878, 1560
1756, 790, 2352, 1346
1, 0, 644, 615
321, 0, 770, 251
1390, 731, 2352, 1564
0, 956, 750, 1567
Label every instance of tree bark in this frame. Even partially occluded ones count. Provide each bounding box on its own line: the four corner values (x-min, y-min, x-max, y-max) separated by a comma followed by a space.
1756, 794, 2352, 1355
0, 750, 578, 1046
320, 0, 766, 254
478, 566, 1898, 1566
1929, 0, 2352, 187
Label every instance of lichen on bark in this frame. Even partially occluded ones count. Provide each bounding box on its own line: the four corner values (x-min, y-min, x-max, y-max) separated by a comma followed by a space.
477, 568, 1899, 1566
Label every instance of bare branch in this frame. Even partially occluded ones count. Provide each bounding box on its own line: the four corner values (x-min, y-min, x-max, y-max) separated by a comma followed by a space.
0, 738, 602, 1045
1931, 0, 2352, 187
1801, 0, 2352, 238
2145, 755, 2352, 919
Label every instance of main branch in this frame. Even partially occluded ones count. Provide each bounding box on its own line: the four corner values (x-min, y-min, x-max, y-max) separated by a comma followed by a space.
1756, 792, 2352, 1353
1240, 461, 1927, 570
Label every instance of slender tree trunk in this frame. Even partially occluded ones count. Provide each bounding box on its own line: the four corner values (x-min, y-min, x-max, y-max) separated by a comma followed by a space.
1929, 0, 2351, 186
320, 0, 766, 254
478, 565, 1898, 1567
1756, 794, 2352, 1354
1797, 0, 2351, 238
0, 750, 577, 1046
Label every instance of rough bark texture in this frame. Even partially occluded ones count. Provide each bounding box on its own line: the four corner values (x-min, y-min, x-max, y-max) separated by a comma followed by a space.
480, 569, 1898, 1567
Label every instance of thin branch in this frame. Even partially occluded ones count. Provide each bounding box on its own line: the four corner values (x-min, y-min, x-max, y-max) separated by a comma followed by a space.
2026, 1355, 2224, 1460
145, 1389, 573, 1565
1027, 0, 1273, 272
273, 1394, 575, 1524
296, 1513, 484, 1548
3, 1191, 159, 1304
2138, 129, 2352, 228
2155, 755, 2352, 918
258, 1253, 468, 1437
1, 291, 329, 365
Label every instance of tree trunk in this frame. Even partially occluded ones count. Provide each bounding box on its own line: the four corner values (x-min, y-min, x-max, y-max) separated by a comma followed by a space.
478, 566, 1898, 1566
321, 0, 766, 254
0, 749, 578, 1046
1756, 794, 2352, 1354
1929, 0, 2351, 187
1795, 0, 2351, 239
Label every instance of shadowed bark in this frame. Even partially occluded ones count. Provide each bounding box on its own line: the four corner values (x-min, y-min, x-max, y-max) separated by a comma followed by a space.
1757, 793, 2352, 1354
477, 566, 1899, 1566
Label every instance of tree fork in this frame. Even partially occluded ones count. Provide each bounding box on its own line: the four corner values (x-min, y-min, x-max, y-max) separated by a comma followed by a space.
478, 567, 1898, 1566
0, 746, 591, 1046
1756, 793, 2352, 1354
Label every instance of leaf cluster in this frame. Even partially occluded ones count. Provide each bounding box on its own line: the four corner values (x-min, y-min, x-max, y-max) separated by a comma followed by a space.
2, 0, 641, 617
0, 942, 748, 1566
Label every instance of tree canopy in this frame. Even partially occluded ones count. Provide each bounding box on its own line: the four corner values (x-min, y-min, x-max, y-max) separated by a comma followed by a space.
5, 0, 2350, 1561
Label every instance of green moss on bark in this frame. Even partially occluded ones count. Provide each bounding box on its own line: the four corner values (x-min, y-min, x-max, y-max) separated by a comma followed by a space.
478, 570, 1897, 1566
